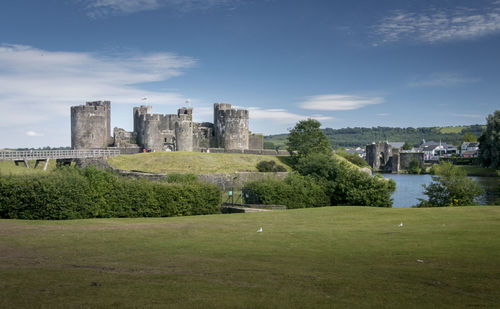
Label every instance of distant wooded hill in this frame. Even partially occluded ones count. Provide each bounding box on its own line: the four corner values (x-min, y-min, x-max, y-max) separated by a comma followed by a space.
264, 125, 486, 149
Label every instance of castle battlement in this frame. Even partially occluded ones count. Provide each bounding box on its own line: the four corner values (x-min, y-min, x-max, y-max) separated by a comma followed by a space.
71, 101, 262, 152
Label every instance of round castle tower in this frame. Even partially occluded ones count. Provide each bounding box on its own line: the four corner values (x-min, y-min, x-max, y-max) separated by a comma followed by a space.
175, 107, 193, 151
213, 103, 249, 150
71, 101, 111, 149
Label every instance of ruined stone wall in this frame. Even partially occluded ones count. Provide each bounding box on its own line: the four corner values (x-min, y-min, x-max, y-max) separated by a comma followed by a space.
249, 133, 263, 150
193, 122, 215, 150
133, 106, 196, 151
365, 142, 393, 172
113, 127, 137, 147
214, 103, 249, 150
71, 101, 111, 149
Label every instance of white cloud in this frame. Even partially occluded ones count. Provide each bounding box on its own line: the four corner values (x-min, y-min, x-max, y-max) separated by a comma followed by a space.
374, 3, 500, 44
298, 94, 383, 111
247, 107, 333, 124
26, 131, 44, 137
82, 0, 240, 17
376, 113, 389, 117
408, 72, 480, 87
0, 44, 196, 127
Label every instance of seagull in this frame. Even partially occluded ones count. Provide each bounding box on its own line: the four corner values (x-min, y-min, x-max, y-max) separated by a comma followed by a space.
141, 97, 147, 101
257, 227, 263, 233
398, 222, 403, 227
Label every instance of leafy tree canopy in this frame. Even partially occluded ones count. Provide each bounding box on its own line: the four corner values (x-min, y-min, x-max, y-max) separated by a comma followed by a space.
478, 110, 500, 168
418, 162, 483, 207
402, 142, 413, 150
286, 119, 331, 162
462, 132, 478, 142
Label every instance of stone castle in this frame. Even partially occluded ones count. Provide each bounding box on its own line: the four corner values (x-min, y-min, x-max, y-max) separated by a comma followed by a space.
366, 141, 424, 173
71, 101, 263, 152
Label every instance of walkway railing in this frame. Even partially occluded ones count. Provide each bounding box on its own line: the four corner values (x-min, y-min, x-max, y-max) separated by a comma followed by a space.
0, 149, 121, 161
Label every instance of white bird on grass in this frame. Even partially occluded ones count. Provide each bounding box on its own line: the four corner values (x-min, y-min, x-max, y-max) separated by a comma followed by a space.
257, 227, 263, 233
398, 222, 404, 227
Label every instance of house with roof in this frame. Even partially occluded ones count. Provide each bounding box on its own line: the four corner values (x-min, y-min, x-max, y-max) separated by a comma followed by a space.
461, 142, 480, 157
418, 141, 457, 160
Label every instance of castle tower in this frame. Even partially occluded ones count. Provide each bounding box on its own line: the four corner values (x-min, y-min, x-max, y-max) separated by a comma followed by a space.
175, 107, 193, 151
133, 105, 152, 147
71, 101, 111, 149
213, 103, 249, 150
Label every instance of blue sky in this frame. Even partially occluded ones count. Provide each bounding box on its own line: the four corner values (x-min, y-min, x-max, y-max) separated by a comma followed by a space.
0, 0, 499, 148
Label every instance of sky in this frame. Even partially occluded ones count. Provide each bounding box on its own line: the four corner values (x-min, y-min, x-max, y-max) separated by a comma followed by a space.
0, 0, 499, 148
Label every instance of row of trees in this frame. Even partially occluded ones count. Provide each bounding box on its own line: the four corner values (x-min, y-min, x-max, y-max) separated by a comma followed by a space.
264, 125, 485, 149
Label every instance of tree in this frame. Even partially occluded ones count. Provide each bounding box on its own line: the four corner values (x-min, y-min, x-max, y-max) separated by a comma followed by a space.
478, 110, 500, 168
418, 162, 483, 207
286, 119, 331, 163
407, 158, 421, 174
263, 141, 275, 149
462, 132, 477, 142
402, 142, 413, 150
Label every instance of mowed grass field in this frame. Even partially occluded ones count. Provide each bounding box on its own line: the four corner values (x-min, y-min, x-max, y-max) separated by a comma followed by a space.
107, 151, 293, 174
107, 151, 360, 174
1, 207, 499, 308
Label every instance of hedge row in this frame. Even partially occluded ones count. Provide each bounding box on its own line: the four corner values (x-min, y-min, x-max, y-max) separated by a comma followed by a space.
0, 167, 221, 220
243, 174, 330, 209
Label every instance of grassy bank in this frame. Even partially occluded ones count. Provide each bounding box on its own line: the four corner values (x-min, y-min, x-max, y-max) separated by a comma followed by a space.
456, 165, 499, 177
1, 207, 499, 308
0, 159, 61, 175
107, 152, 293, 174
107, 152, 361, 174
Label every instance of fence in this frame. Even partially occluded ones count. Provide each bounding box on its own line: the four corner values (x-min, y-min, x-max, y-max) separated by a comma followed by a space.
0, 149, 120, 161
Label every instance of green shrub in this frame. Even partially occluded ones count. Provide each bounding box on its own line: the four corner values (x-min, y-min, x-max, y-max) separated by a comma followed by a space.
263, 141, 275, 149
407, 158, 422, 174
418, 162, 483, 207
335, 148, 370, 168
0, 167, 221, 220
296, 153, 395, 207
163, 173, 198, 184
329, 166, 396, 208
256, 160, 287, 172
243, 173, 329, 209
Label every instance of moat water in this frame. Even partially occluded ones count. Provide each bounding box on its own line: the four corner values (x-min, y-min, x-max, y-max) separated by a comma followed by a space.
381, 174, 499, 208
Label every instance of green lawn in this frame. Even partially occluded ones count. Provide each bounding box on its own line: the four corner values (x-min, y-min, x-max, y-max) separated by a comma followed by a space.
0, 159, 62, 175
439, 126, 467, 134
1, 207, 499, 308
107, 151, 360, 174
107, 151, 293, 174
456, 165, 499, 177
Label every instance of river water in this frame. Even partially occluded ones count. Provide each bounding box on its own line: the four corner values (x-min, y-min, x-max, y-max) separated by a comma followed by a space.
381, 174, 499, 208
